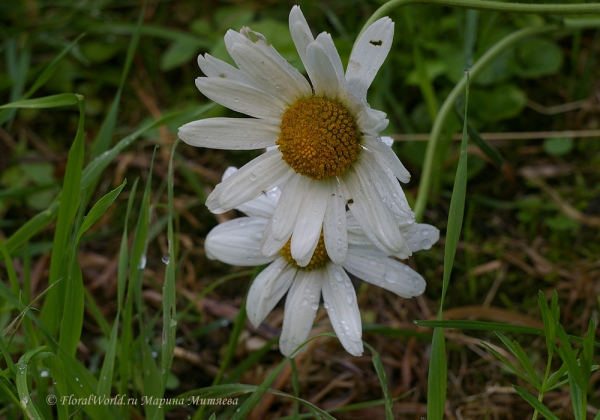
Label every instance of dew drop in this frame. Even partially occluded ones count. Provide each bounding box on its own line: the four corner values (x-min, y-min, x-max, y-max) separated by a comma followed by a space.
345, 293, 354, 305
310, 302, 318, 310
221, 319, 229, 327
323, 302, 330, 309
422, 229, 429, 236
384, 272, 397, 284
300, 298, 309, 307
334, 270, 344, 282
151, 351, 158, 358
420, 239, 432, 250
249, 173, 257, 181
40, 369, 49, 378
138, 254, 147, 269
21, 396, 28, 406
161, 253, 170, 264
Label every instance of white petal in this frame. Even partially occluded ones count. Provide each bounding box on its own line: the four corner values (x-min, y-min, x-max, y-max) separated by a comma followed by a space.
359, 149, 413, 218
205, 217, 275, 266
224, 28, 312, 103
343, 164, 411, 258
289, 6, 316, 86
362, 135, 411, 183
290, 180, 330, 267
346, 18, 394, 100
223, 167, 279, 217
207, 150, 294, 213
279, 269, 322, 356
322, 264, 363, 356
323, 180, 348, 265
247, 258, 297, 327
195, 77, 285, 121
355, 103, 389, 136
343, 249, 426, 298
306, 35, 346, 100
404, 223, 440, 252
178, 118, 278, 150
270, 174, 308, 241
197, 54, 256, 87
260, 217, 290, 257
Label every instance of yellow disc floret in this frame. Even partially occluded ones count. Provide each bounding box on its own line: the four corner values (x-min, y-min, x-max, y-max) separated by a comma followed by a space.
277, 97, 360, 180
280, 231, 329, 270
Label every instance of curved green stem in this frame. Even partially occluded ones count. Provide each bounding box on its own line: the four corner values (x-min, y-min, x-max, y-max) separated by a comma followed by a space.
361, 0, 600, 36
412, 18, 600, 220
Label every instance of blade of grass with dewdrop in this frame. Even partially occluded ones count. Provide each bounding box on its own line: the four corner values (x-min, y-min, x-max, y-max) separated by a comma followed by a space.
40, 95, 85, 337
161, 140, 179, 396
114, 180, 139, 413
15, 346, 48, 420
427, 71, 470, 420
0, 93, 79, 109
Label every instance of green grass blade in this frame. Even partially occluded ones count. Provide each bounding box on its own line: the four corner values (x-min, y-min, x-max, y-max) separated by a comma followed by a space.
75, 180, 126, 243
427, 70, 471, 420
513, 385, 559, 420
427, 327, 447, 420
25, 35, 84, 98
0, 93, 79, 109
161, 140, 179, 394
41, 95, 85, 336
364, 343, 394, 420
15, 347, 47, 420
0, 237, 21, 296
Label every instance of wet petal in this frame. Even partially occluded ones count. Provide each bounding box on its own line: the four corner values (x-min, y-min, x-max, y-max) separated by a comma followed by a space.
207, 149, 294, 213
247, 258, 297, 327
346, 17, 394, 100
225, 28, 311, 103
306, 34, 346, 100
178, 117, 279, 150
291, 180, 330, 267
195, 77, 285, 121
205, 217, 275, 266
323, 180, 348, 265
404, 223, 440, 252
322, 264, 363, 356
279, 269, 322, 356
344, 249, 426, 298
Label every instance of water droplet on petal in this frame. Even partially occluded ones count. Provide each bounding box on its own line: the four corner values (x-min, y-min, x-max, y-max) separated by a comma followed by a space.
310, 302, 318, 310
384, 272, 397, 284
420, 239, 432, 250
249, 173, 257, 181
300, 298, 309, 307
345, 293, 354, 305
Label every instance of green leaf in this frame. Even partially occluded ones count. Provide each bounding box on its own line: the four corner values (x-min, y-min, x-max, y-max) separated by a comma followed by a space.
469, 84, 527, 122
364, 343, 394, 420
508, 37, 563, 78
161, 39, 200, 71
543, 137, 574, 157
513, 386, 560, 420
0, 93, 79, 109
75, 181, 126, 243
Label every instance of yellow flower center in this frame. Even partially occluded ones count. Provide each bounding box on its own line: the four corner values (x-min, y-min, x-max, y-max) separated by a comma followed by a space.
280, 231, 329, 270
277, 97, 360, 180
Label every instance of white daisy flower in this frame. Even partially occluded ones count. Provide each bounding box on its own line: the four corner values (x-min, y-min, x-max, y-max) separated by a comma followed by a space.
205, 168, 439, 357
180, 5, 413, 267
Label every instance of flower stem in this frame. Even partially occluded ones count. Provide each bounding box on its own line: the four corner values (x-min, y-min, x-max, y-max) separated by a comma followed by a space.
360, 0, 600, 36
